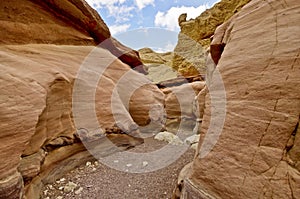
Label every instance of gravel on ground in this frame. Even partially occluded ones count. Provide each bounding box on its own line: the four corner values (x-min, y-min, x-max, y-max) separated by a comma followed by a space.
41, 137, 195, 199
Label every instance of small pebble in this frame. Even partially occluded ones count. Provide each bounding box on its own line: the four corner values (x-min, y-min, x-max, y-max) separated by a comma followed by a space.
126, 164, 132, 167
75, 187, 83, 195
86, 161, 92, 166
191, 143, 198, 150
142, 161, 148, 167
63, 182, 77, 193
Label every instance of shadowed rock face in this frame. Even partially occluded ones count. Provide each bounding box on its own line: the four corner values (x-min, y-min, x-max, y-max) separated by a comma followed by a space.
0, 0, 162, 198
177, 0, 300, 198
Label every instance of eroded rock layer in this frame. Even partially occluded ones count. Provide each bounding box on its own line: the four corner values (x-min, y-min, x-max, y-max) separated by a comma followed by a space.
0, 44, 163, 199
0, 0, 163, 198
0, 0, 145, 73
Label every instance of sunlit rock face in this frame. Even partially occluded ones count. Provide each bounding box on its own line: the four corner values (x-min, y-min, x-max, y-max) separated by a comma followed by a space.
176, 0, 300, 198
172, 0, 251, 77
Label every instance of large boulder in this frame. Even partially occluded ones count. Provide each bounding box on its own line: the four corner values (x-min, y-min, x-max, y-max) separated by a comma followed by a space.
177, 0, 300, 198
162, 82, 205, 120
0, 0, 163, 198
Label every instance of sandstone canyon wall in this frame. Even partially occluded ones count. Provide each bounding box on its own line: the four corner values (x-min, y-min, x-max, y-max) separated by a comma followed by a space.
177, 0, 300, 198
0, 0, 145, 73
0, 0, 164, 198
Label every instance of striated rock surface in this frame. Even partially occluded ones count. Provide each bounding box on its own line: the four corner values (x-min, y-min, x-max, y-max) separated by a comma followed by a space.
0, 0, 163, 198
0, 44, 162, 199
177, 0, 300, 198
0, 0, 145, 73
172, 0, 251, 77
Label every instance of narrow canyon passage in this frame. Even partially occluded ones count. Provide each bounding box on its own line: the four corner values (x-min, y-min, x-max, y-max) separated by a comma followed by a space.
1, 0, 299, 198
40, 138, 195, 199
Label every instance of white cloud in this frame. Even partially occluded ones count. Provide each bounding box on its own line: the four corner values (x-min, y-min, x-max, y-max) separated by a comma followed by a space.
152, 42, 176, 53
110, 24, 131, 35
86, 0, 134, 22
154, 5, 208, 31
86, 0, 126, 8
106, 5, 135, 23
134, 0, 155, 10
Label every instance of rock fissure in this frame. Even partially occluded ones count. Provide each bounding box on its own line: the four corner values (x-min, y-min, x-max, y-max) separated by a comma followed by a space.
288, 172, 296, 199
291, 50, 300, 71
257, 99, 279, 148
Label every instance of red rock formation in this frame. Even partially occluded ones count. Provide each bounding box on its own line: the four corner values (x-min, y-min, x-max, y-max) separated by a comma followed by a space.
0, 0, 161, 198
178, 0, 300, 198
0, 0, 146, 73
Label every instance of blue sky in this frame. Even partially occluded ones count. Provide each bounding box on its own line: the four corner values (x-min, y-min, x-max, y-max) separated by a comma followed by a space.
86, 0, 219, 51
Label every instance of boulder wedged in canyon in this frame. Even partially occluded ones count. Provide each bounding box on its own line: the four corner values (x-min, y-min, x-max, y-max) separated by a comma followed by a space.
162, 81, 205, 134
172, 0, 251, 77
138, 47, 205, 135
177, 0, 300, 198
162, 82, 205, 120
0, 1, 163, 198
